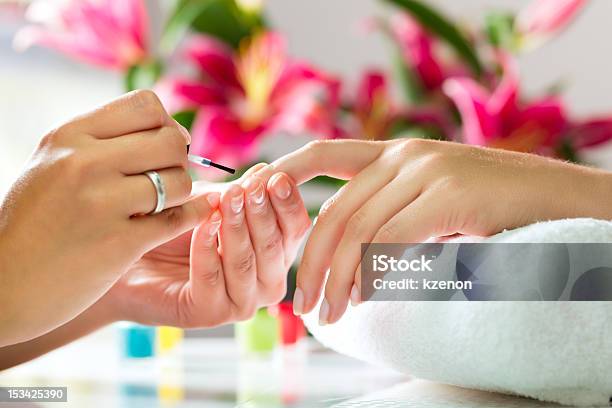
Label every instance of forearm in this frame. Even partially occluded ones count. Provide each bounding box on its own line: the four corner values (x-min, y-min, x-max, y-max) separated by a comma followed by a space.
0, 295, 119, 370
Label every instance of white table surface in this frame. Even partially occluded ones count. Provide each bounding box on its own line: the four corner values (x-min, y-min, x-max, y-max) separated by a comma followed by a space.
0, 326, 406, 407
0, 325, 569, 407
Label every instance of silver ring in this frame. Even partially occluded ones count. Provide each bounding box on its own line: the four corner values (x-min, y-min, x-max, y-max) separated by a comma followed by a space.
144, 171, 166, 215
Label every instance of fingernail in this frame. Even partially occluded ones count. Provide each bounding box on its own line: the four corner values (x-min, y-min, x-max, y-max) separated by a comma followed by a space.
230, 192, 244, 214
207, 192, 220, 208
248, 181, 265, 205
350, 284, 360, 307
273, 175, 291, 200
179, 125, 191, 144
208, 211, 221, 235
319, 299, 330, 326
293, 288, 304, 315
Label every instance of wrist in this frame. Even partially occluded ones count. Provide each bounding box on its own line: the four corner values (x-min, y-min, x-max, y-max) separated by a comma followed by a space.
566, 166, 612, 221
590, 170, 612, 220
91, 289, 124, 326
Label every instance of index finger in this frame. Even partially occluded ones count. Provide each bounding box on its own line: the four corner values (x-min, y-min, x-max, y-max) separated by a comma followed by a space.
65, 90, 176, 139
270, 140, 386, 185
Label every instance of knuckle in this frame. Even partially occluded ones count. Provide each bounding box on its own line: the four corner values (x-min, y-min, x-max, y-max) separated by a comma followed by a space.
281, 196, 303, 216
417, 152, 446, 173
235, 303, 257, 322
262, 282, 288, 306
259, 231, 283, 256
346, 211, 369, 240
304, 140, 327, 162
227, 217, 245, 231
377, 222, 399, 243
161, 206, 184, 231
232, 252, 256, 277
178, 171, 193, 198
57, 149, 97, 176
306, 139, 327, 153
434, 175, 466, 195
396, 138, 432, 157
201, 266, 222, 286
133, 89, 162, 109
130, 90, 165, 121
39, 126, 68, 147
161, 127, 187, 151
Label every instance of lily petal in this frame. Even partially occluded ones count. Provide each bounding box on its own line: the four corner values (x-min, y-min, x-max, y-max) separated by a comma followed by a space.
189, 108, 266, 168
14, 0, 149, 70
569, 118, 612, 149
390, 12, 445, 91
517, 0, 588, 45
183, 35, 240, 90
443, 78, 499, 145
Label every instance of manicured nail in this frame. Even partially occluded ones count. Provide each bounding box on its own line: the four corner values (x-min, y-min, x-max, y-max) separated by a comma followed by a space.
293, 288, 304, 315
230, 192, 244, 214
273, 175, 291, 200
209, 210, 221, 235
350, 284, 360, 307
248, 181, 265, 205
207, 192, 220, 208
319, 298, 330, 326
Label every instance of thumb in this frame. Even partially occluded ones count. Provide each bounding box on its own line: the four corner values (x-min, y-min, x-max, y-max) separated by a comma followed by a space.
131, 192, 220, 251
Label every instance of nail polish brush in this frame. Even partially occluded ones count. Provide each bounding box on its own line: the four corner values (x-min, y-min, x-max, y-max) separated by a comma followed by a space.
186, 145, 236, 174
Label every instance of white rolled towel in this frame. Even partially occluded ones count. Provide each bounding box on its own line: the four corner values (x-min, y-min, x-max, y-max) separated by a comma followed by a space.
304, 218, 612, 407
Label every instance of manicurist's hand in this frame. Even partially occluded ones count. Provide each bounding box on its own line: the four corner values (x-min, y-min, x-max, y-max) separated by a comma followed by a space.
103, 164, 311, 328
259, 139, 612, 325
0, 90, 215, 346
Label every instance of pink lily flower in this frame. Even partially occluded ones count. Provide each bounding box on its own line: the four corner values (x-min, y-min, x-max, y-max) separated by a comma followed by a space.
389, 12, 446, 92
14, 0, 149, 70
516, 0, 588, 48
353, 70, 395, 140
347, 70, 453, 141
158, 32, 341, 168
443, 53, 568, 155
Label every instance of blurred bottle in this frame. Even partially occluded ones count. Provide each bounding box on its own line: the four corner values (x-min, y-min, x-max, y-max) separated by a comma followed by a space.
235, 308, 279, 354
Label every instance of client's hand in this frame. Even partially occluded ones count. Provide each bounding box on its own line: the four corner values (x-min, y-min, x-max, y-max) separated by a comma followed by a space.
253, 139, 612, 324
105, 164, 311, 327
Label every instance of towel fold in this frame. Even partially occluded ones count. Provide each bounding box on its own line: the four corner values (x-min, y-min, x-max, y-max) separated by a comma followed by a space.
304, 218, 612, 407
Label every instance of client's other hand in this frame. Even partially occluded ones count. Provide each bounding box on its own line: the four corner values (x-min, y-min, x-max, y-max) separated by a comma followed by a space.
106, 164, 311, 327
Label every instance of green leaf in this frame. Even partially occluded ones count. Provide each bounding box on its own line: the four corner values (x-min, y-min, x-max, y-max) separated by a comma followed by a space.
124, 60, 163, 92
161, 0, 216, 54
189, 0, 264, 49
557, 139, 580, 163
307, 206, 322, 219
388, 118, 447, 140
391, 46, 425, 103
383, 0, 483, 76
484, 12, 516, 50
307, 175, 346, 189
172, 110, 197, 130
